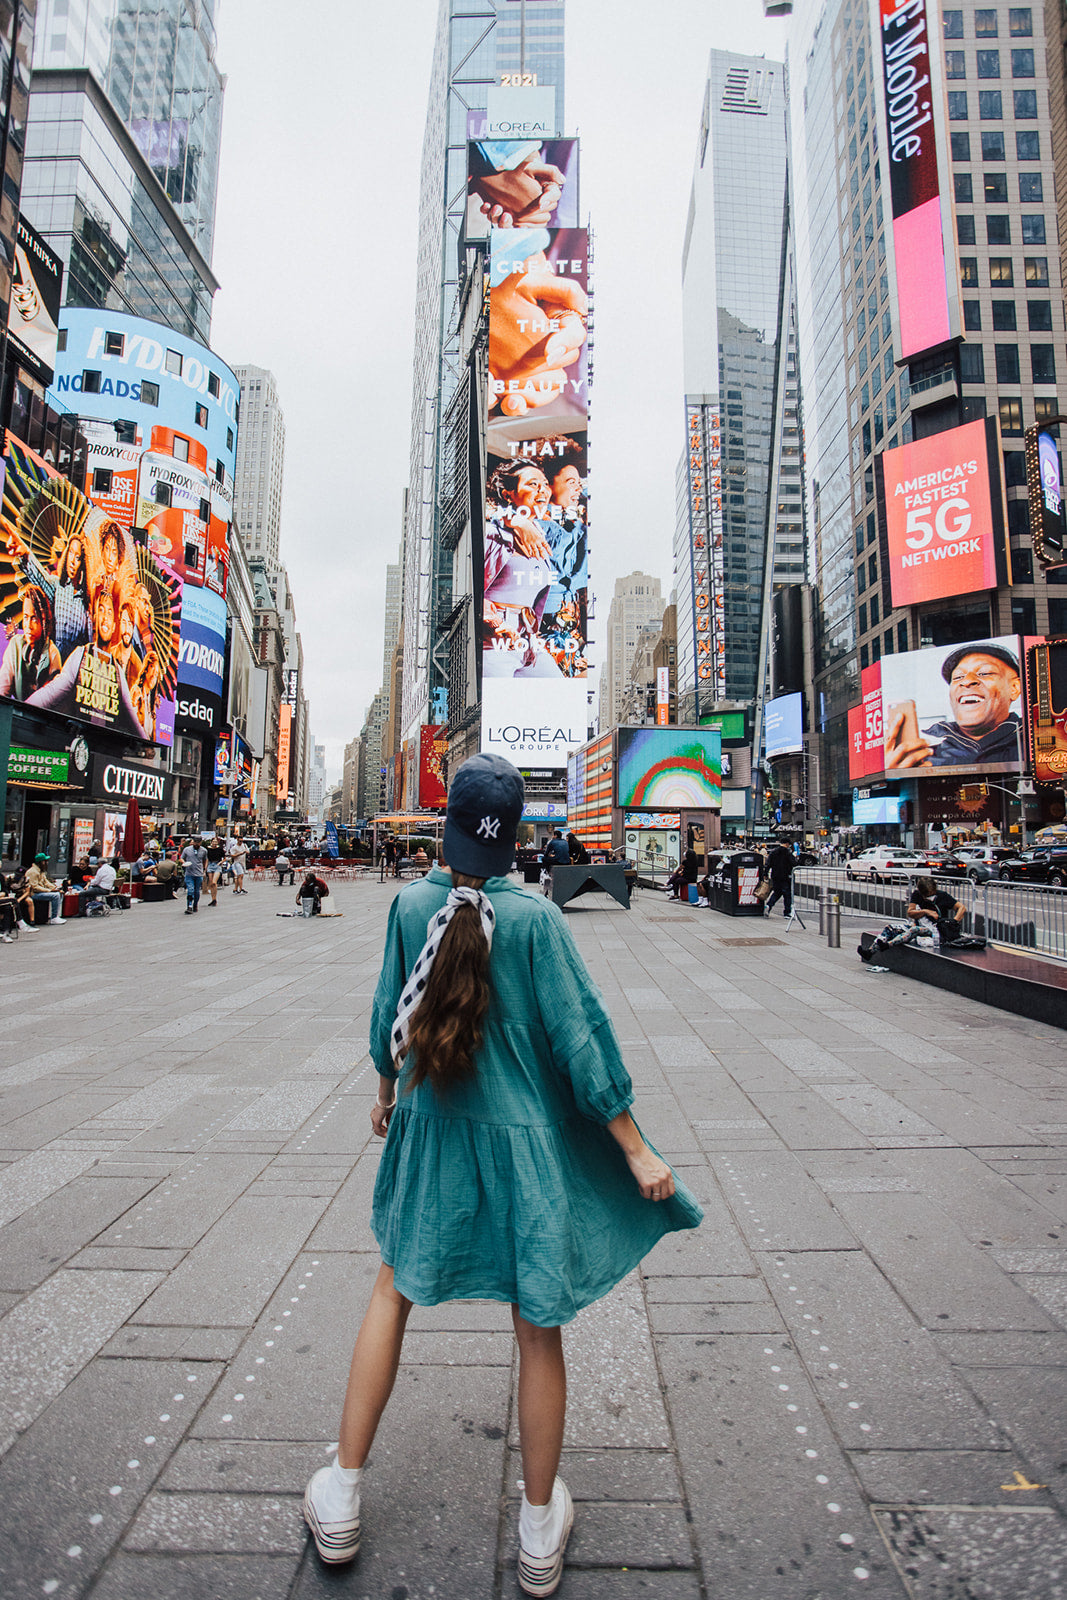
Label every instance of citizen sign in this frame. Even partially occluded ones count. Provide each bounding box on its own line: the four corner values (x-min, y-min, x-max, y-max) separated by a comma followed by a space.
101, 763, 164, 802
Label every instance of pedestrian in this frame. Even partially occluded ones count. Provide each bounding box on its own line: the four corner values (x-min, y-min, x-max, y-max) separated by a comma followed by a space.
24, 852, 66, 925
229, 837, 249, 894
181, 837, 208, 913
764, 837, 796, 917
204, 836, 225, 906
302, 753, 701, 1588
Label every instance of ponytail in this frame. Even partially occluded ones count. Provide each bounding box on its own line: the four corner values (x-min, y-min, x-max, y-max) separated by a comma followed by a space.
403, 872, 492, 1095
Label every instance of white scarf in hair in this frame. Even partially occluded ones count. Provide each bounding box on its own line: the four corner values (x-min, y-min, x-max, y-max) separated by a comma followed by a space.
390, 886, 495, 1068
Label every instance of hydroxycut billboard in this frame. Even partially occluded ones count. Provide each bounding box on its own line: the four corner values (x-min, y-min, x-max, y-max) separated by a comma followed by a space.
877, 416, 1010, 606
175, 583, 226, 735
479, 137, 590, 768
46, 309, 238, 596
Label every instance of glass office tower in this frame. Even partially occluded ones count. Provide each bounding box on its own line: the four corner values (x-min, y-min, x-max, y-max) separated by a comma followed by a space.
400, 0, 566, 743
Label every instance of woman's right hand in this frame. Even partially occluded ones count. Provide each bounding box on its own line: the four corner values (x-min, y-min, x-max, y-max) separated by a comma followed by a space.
625, 1144, 676, 1202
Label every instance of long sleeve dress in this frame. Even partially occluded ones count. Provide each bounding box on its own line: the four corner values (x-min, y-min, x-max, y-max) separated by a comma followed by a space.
369, 867, 702, 1326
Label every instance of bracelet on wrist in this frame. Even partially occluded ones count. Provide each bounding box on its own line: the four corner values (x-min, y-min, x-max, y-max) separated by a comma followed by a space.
374, 1097, 396, 1111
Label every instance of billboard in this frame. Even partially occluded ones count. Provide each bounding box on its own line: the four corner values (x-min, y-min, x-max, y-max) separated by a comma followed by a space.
0, 434, 179, 744
765, 691, 803, 758
47, 309, 239, 596
853, 794, 905, 824
1024, 638, 1067, 783
871, 0, 960, 359
656, 666, 670, 726
685, 400, 726, 699
1025, 425, 1067, 568
771, 584, 804, 697
848, 662, 885, 780
418, 724, 447, 808
466, 127, 578, 236
276, 702, 292, 801
175, 583, 226, 735
880, 634, 1023, 775
8, 215, 62, 386
480, 175, 590, 765
616, 728, 722, 809
878, 417, 1010, 607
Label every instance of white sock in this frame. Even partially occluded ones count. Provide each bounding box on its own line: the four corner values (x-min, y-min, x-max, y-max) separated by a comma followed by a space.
317, 1455, 361, 1520
520, 1479, 564, 1558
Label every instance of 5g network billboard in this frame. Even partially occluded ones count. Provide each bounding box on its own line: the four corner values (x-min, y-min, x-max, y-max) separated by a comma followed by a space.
876, 417, 1011, 606
475, 112, 590, 769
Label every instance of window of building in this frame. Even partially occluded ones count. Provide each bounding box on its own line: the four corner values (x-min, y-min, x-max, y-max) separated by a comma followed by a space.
860, 643, 870, 669
857, 564, 867, 594
141, 381, 159, 407
1021, 215, 1046, 243
194, 403, 209, 428
945, 49, 966, 76
1025, 256, 1049, 285
104, 331, 124, 357
944, 8, 964, 34
975, 8, 998, 32
1027, 299, 1053, 330
987, 214, 1011, 244
996, 344, 1021, 383
1036, 396, 1061, 422
961, 396, 988, 421
1009, 7, 1033, 33
1008, 499, 1030, 540
226, 427, 234, 450
1012, 598, 1037, 634
1019, 172, 1043, 202
215, 459, 225, 485
1049, 598, 1067, 631
1011, 47, 1035, 74
172, 435, 190, 464
92, 468, 112, 494
954, 173, 973, 204
887, 386, 897, 426
1016, 129, 1040, 159
957, 213, 976, 244
154, 481, 172, 507
992, 301, 1017, 330
81, 369, 101, 394
1014, 88, 1038, 116
870, 594, 880, 627
960, 256, 979, 285
951, 130, 971, 160
1003, 449, 1026, 485
990, 257, 1014, 284
999, 396, 1024, 433
859, 602, 868, 634
964, 300, 982, 330
984, 171, 1008, 202
960, 343, 985, 381
1032, 345, 1056, 383
976, 48, 1001, 75
948, 90, 969, 119
981, 129, 1006, 159
897, 619, 909, 653
979, 89, 1003, 117
207, 372, 220, 398
165, 349, 182, 376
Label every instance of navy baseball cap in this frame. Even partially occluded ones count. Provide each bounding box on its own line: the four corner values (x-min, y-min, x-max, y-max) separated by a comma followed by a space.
442, 753, 524, 879
941, 643, 1019, 681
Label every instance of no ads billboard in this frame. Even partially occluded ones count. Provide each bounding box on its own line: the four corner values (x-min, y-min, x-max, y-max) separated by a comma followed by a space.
877, 417, 1011, 608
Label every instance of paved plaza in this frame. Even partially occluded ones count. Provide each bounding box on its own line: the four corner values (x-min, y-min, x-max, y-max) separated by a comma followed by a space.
0, 876, 1064, 1599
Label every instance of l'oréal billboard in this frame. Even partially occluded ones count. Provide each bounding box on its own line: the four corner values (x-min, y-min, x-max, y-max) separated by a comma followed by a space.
478, 132, 590, 769
870, 0, 961, 359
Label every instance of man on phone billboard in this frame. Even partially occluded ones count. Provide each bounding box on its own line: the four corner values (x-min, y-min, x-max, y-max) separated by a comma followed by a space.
884, 640, 1022, 769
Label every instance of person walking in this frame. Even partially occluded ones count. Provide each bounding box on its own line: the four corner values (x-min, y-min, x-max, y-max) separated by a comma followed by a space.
302, 753, 702, 1590
181, 837, 208, 914
764, 837, 796, 917
204, 837, 225, 906
229, 837, 248, 894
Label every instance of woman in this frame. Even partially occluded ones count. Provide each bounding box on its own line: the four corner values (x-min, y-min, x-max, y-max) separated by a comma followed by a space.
303, 754, 701, 1592
566, 830, 590, 865
53, 532, 92, 659
0, 586, 61, 700
204, 837, 225, 906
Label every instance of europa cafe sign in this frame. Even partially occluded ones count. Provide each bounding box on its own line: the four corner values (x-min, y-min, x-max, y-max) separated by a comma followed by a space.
876, 417, 1011, 608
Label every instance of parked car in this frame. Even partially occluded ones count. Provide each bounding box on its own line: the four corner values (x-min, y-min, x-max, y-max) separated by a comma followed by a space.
845, 847, 928, 882
922, 849, 993, 883
794, 849, 819, 865
998, 846, 1067, 886
952, 846, 1020, 879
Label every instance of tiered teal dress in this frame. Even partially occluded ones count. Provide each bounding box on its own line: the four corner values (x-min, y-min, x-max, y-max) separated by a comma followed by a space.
370, 868, 702, 1326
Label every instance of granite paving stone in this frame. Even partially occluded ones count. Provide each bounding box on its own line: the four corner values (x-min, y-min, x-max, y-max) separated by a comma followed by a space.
88, 1554, 297, 1600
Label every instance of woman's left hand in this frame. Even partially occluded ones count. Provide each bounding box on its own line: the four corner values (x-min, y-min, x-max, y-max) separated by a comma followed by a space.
625, 1145, 676, 1202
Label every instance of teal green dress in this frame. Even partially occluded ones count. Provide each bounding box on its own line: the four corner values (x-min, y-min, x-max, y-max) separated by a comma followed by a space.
370, 868, 702, 1326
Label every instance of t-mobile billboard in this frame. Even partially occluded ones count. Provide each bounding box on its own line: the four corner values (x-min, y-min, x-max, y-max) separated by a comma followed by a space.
878, 417, 1011, 606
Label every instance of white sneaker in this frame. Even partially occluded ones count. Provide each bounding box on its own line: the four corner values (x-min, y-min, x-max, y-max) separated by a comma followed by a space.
303, 1463, 360, 1564
51, 918, 66, 927
518, 1478, 573, 1596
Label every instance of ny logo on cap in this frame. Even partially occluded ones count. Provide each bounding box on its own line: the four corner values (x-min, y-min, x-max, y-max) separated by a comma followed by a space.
477, 815, 501, 840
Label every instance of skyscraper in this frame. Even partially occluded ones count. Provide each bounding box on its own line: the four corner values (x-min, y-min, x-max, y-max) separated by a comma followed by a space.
598, 573, 664, 732
400, 0, 565, 746
233, 365, 286, 581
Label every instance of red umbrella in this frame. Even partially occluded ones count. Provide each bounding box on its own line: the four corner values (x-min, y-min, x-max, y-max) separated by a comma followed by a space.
121, 796, 145, 863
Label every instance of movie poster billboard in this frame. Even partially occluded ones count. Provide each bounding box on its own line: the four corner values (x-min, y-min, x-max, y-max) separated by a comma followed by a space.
481, 206, 590, 767
7, 215, 63, 386
880, 634, 1023, 775
0, 435, 179, 744
870, 0, 960, 359
46, 309, 238, 596
878, 417, 1010, 607
418, 724, 447, 808
615, 728, 722, 809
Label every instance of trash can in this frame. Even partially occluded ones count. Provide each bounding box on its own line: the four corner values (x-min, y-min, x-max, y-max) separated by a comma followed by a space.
301, 897, 315, 917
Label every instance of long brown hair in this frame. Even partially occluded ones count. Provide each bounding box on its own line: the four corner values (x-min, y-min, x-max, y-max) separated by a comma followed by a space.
403, 870, 492, 1096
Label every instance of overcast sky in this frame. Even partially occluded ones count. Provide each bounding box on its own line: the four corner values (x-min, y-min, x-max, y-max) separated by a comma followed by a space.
209, 1, 787, 779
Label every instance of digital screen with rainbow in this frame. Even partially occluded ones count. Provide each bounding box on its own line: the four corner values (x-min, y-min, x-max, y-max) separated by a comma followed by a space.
615, 728, 722, 809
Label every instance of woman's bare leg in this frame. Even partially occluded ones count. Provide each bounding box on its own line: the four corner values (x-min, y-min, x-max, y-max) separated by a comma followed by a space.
337, 1264, 413, 1468
512, 1308, 566, 1504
